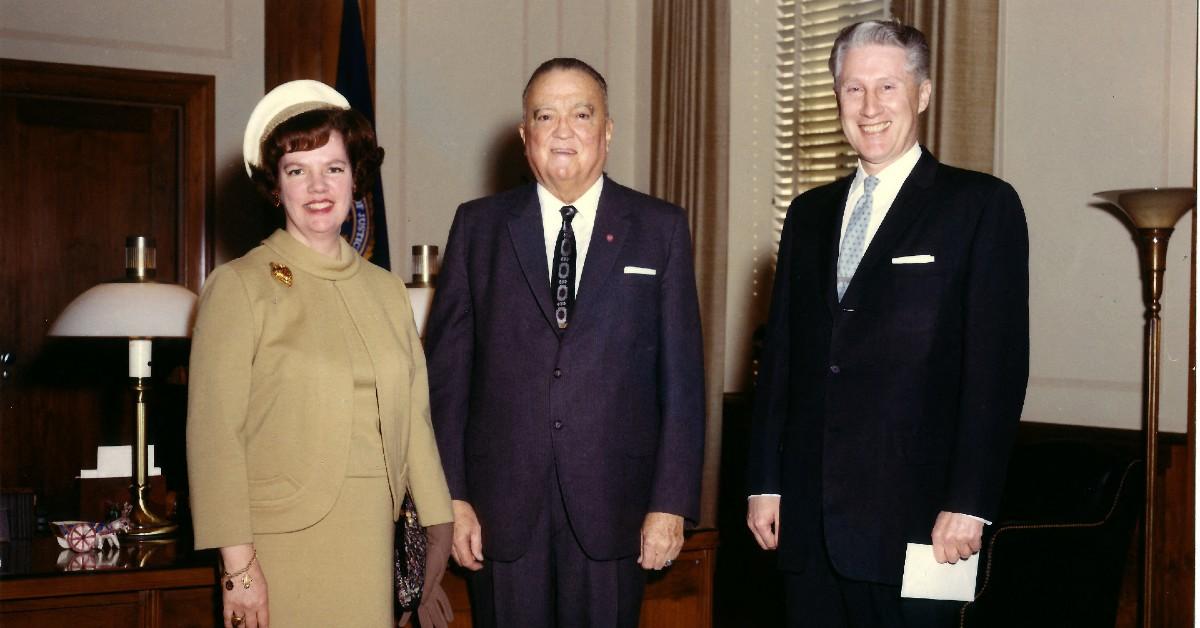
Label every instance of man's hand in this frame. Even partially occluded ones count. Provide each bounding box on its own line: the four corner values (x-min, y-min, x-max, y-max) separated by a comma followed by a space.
450, 500, 484, 571
638, 512, 684, 570
746, 495, 781, 550
930, 511, 983, 564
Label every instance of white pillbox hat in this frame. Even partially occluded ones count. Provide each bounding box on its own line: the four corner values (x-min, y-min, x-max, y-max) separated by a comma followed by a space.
242, 79, 350, 176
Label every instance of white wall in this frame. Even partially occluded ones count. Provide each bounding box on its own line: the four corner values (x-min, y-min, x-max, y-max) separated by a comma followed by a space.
375, 0, 653, 279
997, 0, 1196, 432
0, 0, 265, 264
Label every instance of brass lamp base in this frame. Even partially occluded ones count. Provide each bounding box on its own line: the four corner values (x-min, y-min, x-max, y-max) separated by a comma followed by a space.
125, 376, 177, 539
125, 484, 177, 539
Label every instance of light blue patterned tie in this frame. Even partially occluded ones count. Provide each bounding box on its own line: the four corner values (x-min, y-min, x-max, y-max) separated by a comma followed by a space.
836, 175, 879, 300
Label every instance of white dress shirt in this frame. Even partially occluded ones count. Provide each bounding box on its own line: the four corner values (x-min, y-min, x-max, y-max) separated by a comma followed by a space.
538, 176, 603, 294
838, 142, 922, 251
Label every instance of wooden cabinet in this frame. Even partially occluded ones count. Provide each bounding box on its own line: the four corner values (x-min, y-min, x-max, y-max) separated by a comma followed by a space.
640, 530, 718, 628
427, 530, 718, 628
0, 537, 218, 627
4, 532, 715, 627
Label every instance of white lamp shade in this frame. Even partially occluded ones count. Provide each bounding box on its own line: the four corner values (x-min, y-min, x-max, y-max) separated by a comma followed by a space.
49, 282, 197, 338
408, 285, 434, 338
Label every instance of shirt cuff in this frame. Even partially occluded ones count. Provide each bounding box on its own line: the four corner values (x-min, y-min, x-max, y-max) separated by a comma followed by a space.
961, 513, 992, 526
748, 494, 781, 500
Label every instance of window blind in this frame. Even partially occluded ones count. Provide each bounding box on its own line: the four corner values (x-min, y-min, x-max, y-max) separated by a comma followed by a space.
774, 0, 887, 240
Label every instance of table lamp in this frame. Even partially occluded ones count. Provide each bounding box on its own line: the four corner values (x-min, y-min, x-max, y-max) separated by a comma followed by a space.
49, 236, 197, 538
407, 245, 438, 337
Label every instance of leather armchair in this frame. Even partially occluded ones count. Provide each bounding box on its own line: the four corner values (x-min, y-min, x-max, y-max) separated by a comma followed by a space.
959, 440, 1143, 628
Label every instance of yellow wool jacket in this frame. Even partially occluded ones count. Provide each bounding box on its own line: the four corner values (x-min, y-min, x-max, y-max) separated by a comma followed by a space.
187, 229, 452, 550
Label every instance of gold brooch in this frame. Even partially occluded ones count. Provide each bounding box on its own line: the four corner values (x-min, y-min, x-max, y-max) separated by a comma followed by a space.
270, 262, 293, 287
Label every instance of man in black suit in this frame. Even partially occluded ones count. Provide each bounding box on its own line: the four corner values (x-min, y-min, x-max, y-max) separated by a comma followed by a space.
746, 20, 1029, 628
425, 57, 706, 628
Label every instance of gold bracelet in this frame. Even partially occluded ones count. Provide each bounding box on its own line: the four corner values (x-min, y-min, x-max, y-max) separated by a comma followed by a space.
221, 549, 257, 591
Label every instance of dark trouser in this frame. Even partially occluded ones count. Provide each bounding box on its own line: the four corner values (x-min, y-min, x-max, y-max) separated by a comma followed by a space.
783, 533, 962, 628
468, 469, 646, 628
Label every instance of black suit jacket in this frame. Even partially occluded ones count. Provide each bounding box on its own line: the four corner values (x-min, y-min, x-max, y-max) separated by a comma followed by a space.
748, 149, 1030, 585
425, 177, 706, 562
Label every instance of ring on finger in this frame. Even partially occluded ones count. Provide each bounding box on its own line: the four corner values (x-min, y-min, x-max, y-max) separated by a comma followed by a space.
231, 613, 245, 627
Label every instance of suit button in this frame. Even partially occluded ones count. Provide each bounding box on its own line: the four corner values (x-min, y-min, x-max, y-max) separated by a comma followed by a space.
829, 365, 840, 374
553, 368, 562, 378
553, 420, 563, 430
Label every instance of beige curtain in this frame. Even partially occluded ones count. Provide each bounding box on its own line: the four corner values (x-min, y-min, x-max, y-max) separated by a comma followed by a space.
651, 0, 729, 529
893, 0, 999, 173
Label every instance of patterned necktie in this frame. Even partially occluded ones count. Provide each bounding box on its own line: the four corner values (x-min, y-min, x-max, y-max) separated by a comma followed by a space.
836, 175, 879, 301
553, 205, 578, 329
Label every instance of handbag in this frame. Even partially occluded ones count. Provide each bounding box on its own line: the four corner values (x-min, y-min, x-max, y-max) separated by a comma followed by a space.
394, 492, 427, 610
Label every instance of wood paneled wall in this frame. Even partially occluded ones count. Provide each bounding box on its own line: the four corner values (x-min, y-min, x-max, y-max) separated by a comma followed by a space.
0, 59, 214, 520
264, 0, 374, 91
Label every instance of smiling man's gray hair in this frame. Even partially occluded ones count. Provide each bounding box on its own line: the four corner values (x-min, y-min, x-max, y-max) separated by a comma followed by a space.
828, 20, 930, 89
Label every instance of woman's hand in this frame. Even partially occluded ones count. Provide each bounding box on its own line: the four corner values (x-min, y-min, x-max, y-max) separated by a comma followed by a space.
220, 544, 269, 628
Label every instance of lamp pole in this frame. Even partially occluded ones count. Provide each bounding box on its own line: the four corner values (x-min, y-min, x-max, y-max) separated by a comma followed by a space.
1096, 188, 1194, 628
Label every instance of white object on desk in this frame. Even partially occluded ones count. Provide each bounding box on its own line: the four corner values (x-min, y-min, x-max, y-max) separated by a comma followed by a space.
79, 445, 161, 478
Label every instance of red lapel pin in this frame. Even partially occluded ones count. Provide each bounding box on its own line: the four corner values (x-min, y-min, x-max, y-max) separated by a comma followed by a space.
606, 233, 614, 242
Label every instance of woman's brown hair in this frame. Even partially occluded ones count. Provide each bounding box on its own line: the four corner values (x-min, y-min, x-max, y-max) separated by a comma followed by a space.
249, 107, 384, 203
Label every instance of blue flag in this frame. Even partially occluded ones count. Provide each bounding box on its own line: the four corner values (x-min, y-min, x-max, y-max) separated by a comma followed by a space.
336, 0, 390, 270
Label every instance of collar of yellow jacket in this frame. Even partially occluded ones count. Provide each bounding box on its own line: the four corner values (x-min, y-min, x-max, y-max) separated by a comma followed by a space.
263, 229, 361, 282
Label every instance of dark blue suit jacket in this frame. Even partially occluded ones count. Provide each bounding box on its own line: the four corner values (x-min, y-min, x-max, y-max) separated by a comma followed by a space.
425, 177, 706, 562
748, 149, 1030, 585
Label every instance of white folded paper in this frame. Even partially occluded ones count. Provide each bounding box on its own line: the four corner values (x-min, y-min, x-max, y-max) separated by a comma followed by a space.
79, 445, 161, 478
900, 543, 979, 601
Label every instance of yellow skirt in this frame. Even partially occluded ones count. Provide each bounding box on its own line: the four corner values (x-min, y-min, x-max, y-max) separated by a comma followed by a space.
253, 476, 393, 627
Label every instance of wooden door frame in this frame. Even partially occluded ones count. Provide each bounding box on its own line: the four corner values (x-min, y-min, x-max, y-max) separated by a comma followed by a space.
1, 58, 215, 289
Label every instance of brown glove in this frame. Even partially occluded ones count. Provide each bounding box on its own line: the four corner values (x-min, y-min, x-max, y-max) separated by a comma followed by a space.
400, 523, 454, 628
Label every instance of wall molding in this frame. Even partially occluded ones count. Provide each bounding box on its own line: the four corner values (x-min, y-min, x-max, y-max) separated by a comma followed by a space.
1028, 375, 1141, 393
0, 0, 234, 60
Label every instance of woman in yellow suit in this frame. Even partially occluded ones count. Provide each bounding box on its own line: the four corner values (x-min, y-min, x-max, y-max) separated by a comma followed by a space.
187, 80, 452, 628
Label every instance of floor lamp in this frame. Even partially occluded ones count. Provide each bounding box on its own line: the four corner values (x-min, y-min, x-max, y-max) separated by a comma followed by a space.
1095, 187, 1195, 628
49, 236, 197, 538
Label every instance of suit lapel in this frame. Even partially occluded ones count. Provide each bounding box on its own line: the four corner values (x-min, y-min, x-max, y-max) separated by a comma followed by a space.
507, 187, 558, 330
571, 177, 631, 330
838, 149, 939, 306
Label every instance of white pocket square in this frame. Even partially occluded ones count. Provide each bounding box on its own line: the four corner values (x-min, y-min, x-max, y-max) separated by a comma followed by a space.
623, 266, 657, 276
891, 255, 935, 264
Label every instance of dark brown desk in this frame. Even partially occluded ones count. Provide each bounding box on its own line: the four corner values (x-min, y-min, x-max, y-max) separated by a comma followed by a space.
2, 530, 717, 627
0, 536, 218, 627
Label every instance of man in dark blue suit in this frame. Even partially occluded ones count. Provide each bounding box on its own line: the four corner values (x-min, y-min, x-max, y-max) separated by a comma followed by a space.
425, 57, 706, 628
746, 21, 1029, 628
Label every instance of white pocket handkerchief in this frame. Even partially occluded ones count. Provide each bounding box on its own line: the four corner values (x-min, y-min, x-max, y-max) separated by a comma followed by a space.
624, 266, 657, 276
892, 254, 935, 265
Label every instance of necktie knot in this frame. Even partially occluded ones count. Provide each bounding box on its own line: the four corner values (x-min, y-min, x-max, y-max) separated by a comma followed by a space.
560, 205, 578, 222
862, 175, 879, 196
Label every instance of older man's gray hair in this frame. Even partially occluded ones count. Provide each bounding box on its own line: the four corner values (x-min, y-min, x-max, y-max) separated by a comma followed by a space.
828, 20, 931, 89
